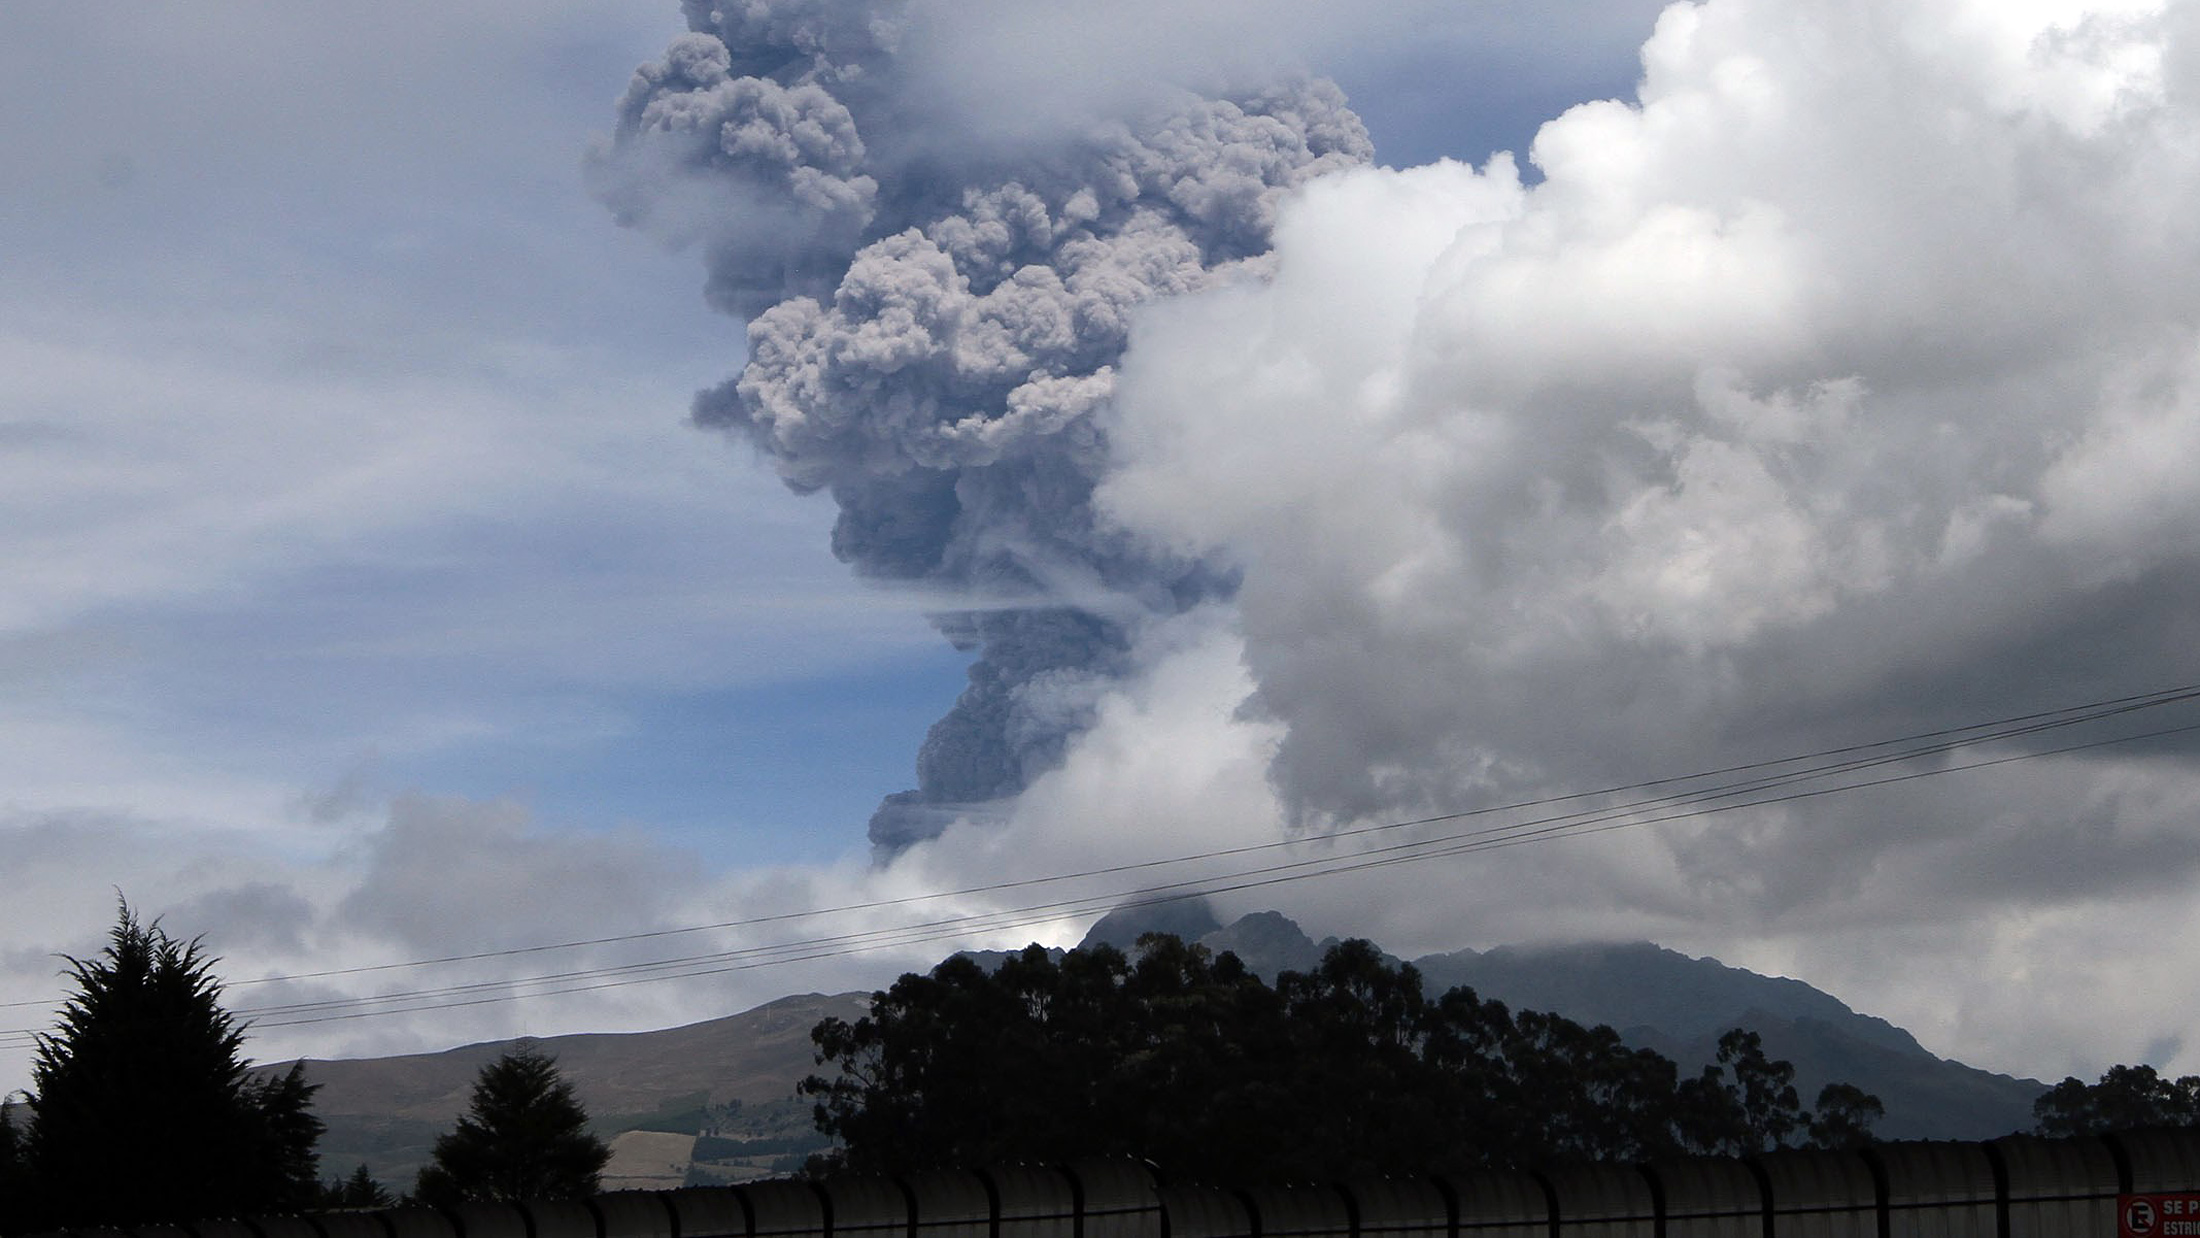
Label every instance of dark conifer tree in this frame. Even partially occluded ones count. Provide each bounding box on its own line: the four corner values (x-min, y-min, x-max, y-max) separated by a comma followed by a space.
19, 901, 324, 1230
0, 1097, 28, 1237
321, 1164, 396, 1209
414, 1047, 609, 1205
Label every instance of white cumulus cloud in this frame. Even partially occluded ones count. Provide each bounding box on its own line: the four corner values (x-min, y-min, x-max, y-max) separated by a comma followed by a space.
1079, 0, 2200, 1080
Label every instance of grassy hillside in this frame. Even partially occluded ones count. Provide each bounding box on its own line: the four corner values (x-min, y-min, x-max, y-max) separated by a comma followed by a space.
298, 991, 867, 1189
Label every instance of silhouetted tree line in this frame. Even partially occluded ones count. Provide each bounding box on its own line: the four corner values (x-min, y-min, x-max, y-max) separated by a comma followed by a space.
0, 903, 601, 1236
2033, 1063, 2200, 1136
4, 907, 2193, 1233
802, 936, 1886, 1183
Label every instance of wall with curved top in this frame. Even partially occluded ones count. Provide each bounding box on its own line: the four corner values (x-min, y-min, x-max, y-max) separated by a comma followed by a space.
27, 1130, 2200, 1238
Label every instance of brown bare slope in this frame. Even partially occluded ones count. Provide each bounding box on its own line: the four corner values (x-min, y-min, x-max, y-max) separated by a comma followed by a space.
305, 992, 866, 1121
296, 991, 867, 1187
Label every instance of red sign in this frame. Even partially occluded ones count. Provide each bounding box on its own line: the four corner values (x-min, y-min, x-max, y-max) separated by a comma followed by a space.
2123, 1193, 2200, 1238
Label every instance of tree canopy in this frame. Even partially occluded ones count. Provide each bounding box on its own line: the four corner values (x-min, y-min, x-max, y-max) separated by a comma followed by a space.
414, 1047, 610, 1205
321, 1164, 396, 1209
2034, 1064, 2200, 1136
8, 901, 324, 1233
0, 1100, 27, 1224
804, 935, 1883, 1181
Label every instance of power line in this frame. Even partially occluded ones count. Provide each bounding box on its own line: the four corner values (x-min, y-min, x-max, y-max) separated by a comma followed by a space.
157, 711, 2200, 1037
217, 713, 2200, 1028
4, 685, 2193, 1039
9, 679, 2190, 1008
2, 684, 2196, 1048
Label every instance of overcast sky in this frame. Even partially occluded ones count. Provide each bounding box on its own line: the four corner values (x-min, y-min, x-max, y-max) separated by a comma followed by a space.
6, 0, 2199, 1100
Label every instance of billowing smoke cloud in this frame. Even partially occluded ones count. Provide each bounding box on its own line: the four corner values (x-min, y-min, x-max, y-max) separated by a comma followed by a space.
591, 0, 1371, 850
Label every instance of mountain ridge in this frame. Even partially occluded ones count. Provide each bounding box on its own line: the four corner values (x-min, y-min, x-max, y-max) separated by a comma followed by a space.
300, 910, 2049, 1187
1082, 904, 2046, 1142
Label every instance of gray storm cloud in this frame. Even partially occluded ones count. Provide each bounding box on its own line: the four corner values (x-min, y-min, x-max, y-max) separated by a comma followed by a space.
592, 0, 1370, 850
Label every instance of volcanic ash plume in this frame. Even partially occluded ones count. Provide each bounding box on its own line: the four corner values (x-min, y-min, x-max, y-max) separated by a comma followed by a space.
591, 0, 1371, 851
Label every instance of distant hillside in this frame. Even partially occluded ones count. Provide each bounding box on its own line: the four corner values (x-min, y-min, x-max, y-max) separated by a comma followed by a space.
1414, 941, 2047, 1140
1080, 902, 2046, 1141
1621, 1012, 2047, 1142
1410, 941, 1921, 1053
298, 991, 866, 1190
299, 911, 2052, 1188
